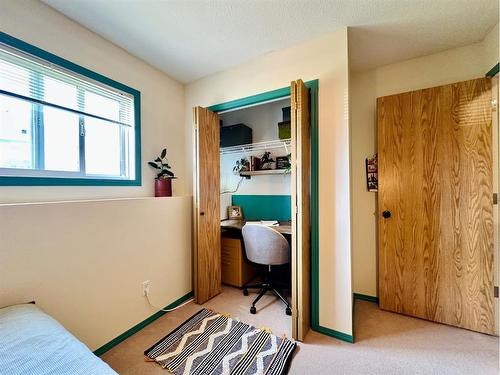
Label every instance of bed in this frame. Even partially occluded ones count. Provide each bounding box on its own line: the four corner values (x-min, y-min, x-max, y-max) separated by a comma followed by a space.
0, 303, 117, 375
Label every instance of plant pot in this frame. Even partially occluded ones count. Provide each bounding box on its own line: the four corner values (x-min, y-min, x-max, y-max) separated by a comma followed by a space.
155, 178, 172, 197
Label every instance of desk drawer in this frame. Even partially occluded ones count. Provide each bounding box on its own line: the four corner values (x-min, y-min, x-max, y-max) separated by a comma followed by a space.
221, 237, 257, 287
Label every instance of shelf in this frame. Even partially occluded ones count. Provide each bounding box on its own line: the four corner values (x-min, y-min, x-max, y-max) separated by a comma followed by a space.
239, 169, 288, 177
220, 138, 291, 156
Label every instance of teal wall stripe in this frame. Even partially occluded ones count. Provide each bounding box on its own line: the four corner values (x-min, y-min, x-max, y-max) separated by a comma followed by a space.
231, 194, 291, 221
353, 293, 379, 304
486, 63, 499, 77
93, 291, 193, 357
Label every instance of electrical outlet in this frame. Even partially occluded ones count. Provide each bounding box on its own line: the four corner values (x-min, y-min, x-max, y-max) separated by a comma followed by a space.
142, 280, 151, 296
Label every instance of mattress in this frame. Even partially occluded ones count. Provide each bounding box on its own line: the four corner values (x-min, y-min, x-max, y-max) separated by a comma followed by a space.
0, 304, 117, 375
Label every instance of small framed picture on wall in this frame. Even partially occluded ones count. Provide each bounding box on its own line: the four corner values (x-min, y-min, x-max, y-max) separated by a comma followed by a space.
366, 154, 378, 192
228, 205, 243, 220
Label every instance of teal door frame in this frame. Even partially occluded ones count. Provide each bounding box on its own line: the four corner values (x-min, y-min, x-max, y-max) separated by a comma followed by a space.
208, 80, 352, 343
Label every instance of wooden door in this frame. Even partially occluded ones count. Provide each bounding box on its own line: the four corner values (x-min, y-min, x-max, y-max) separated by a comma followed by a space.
291, 79, 311, 340
378, 78, 494, 334
193, 106, 221, 304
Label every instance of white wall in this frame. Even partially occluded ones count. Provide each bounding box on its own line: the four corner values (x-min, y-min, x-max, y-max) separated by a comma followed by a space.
220, 99, 291, 219
349, 24, 499, 297
0, 0, 192, 351
186, 30, 353, 336
220, 98, 289, 143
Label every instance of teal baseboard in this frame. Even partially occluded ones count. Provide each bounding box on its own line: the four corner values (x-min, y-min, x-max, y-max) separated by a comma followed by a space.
353, 293, 379, 304
486, 63, 499, 77
93, 291, 194, 357
312, 323, 354, 343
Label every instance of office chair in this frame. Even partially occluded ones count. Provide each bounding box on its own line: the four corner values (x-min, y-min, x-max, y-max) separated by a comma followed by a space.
241, 224, 292, 316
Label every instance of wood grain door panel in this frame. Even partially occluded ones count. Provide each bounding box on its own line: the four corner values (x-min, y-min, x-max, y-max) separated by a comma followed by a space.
378, 78, 494, 334
291, 79, 311, 341
193, 106, 221, 304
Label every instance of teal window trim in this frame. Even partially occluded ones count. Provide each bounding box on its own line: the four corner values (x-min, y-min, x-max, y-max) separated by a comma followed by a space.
208, 79, 351, 343
0, 31, 142, 187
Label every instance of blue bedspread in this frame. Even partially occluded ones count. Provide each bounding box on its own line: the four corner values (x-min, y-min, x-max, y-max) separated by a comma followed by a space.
0, 304, 117, 375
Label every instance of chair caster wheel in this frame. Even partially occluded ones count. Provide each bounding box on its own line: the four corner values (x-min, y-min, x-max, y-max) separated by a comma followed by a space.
250, 306, 257, 314
285, 307, 292, 316
243, 289, 249, 296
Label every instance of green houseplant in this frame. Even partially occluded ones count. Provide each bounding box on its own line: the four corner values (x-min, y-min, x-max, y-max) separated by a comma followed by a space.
148, 148, 176, 197
233, 157, 250, 174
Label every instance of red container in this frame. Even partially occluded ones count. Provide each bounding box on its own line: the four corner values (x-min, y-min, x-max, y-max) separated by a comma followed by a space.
155, 178, 172, 197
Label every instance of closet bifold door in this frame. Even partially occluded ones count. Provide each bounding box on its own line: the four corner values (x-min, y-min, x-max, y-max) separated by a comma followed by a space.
291, 79, 311, 341
193, 106, 221, 304
378, 78, 494, 334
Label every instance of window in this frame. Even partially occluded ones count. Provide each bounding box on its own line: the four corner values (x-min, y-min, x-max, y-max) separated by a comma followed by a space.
0, 32, 141, 185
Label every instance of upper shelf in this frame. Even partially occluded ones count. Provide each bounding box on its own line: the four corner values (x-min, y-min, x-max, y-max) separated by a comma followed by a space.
220, 138, 291, 156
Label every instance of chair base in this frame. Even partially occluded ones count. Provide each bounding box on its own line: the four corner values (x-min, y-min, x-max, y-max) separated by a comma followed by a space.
243, 281, 291, 316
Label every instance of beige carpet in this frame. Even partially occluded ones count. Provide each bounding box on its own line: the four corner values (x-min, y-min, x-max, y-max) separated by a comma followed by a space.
101, 286, 499, 374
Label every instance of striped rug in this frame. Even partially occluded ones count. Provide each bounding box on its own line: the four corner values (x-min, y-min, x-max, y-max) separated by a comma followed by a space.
144, 308, 297, 375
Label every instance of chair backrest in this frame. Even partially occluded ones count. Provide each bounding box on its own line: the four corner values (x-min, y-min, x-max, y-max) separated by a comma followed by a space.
241, 224, 290, 266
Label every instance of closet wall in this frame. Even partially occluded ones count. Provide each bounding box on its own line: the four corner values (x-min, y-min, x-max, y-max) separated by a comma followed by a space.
220, 99, 291, 219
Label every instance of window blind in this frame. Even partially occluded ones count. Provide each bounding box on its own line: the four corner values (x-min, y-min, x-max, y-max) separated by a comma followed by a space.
0, 42, 134, 127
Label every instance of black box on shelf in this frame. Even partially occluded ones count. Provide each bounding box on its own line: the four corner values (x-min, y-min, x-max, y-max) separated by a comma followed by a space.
220, 123, 252, 148
282, 106, 291, 122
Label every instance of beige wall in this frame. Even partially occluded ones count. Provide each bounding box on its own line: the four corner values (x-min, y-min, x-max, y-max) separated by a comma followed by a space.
0, 0, 192, 351
0, 197, 192, 350
350, 24, 499, 297
0, 0, 188, 202
186, 30, 353, 335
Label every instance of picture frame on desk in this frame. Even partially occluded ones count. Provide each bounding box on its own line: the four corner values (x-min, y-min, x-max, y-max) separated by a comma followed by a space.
228, 205, 243, 220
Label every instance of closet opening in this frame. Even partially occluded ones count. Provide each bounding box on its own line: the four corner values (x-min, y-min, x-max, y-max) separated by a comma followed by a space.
219, 97, 293, 335
193, 79, 317, 341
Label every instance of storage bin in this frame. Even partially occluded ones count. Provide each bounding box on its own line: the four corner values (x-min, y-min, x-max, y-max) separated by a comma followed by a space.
220, 123, 252, 147
282, 106, 291, 122
278, 121, 291, 140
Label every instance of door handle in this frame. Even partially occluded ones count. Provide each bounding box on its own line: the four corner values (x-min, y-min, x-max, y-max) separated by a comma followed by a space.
200, 212, 205, 216
382, 210, 391, 219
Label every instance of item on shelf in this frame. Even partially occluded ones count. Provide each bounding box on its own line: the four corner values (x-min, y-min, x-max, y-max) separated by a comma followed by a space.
278, 106, 292, 140
220, 123, 252, 147
148, 147, 176, 197
233, 157, 250, 174
255, 151, 275, 170
282, 106, 291, 122
250, 155, 261, 171
278, 121, 291, 140
276, 155, 291, 171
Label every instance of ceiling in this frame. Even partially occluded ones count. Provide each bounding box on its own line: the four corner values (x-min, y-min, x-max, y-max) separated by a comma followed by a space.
42, 0, 498, 83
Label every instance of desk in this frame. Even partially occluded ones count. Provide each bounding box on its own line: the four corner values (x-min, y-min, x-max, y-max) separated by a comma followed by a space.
220, 219, 292, 287
220, 219, 292, 235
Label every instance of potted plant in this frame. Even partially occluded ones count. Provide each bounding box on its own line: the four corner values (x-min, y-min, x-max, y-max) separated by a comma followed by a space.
148, 148, 176, 197
233, 157, 250, 174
